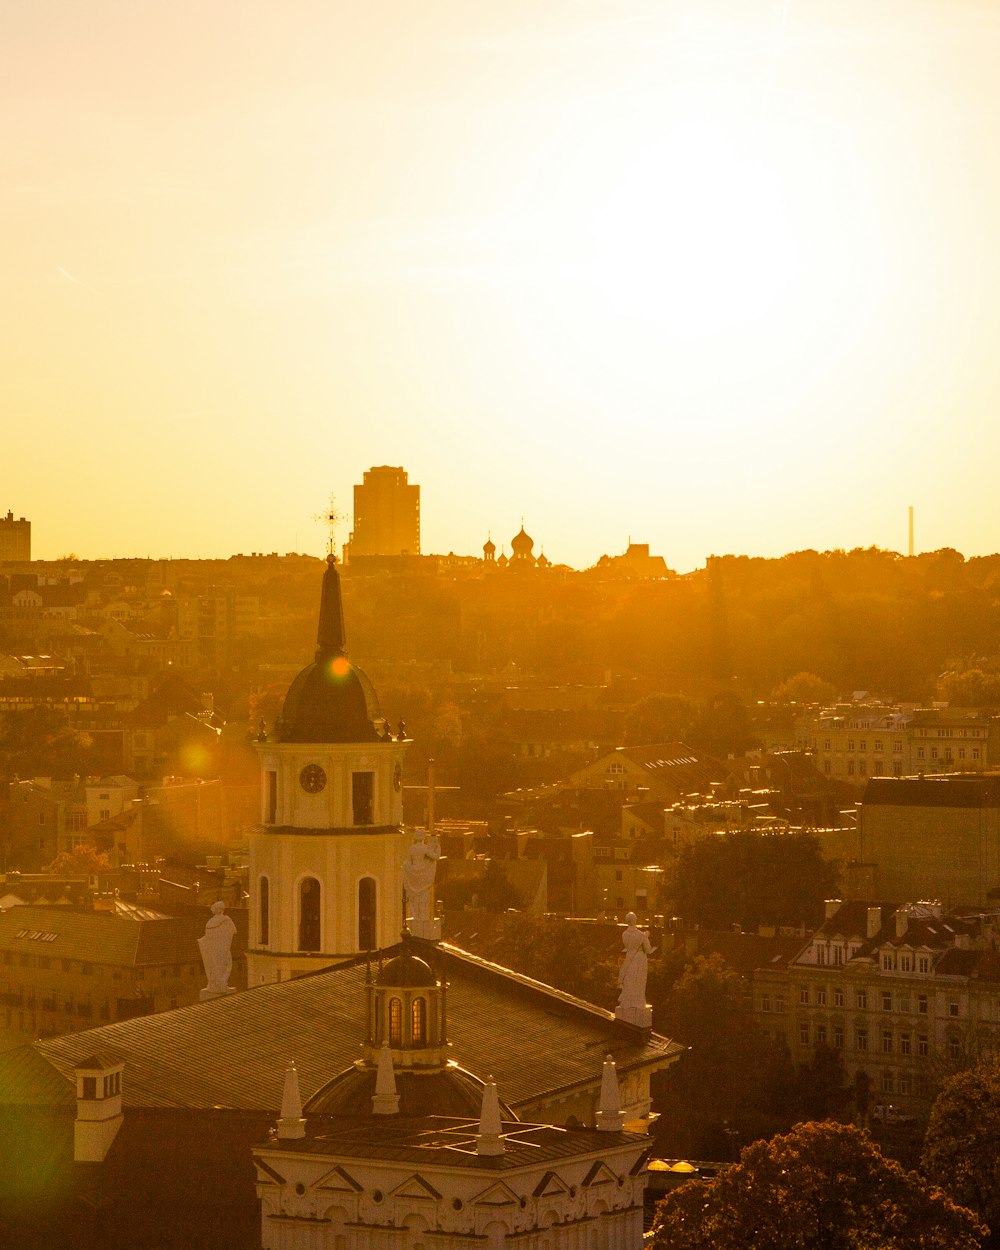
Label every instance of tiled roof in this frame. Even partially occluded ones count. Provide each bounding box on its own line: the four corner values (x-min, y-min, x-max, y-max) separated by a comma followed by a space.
0, 943, 680, 1114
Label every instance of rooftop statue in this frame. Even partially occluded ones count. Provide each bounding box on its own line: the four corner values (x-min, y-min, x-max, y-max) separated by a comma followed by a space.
198, 900, 237, 998
615, 912, 654, 1028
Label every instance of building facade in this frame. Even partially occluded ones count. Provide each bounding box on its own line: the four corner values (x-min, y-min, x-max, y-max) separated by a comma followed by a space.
0, 511, 30, 562
348, 465, 420, 558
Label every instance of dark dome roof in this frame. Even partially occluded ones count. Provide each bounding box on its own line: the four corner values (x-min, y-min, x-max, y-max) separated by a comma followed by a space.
511, 526, 533, 551
377, 951, 436, 987
304, 1063, 515, 1120
277, 658, 380, 743
276, 555, 382, 743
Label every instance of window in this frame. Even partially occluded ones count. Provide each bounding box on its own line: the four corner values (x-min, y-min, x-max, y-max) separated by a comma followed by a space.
918, 956, 930, 974
899, 994, 910, 1013
82, 1077, 97, 1100
833, 946, 844, 966
882, 1070, 894, 1094
799, 987, 809, 1006
949, 1001, 959, 1018
834, 989, 845, 1008
918, 994, 928, 1015
949, 1037, 961, 1061
900, 1032, 911, 1055
412, 997, 426, 1046
918, 1034, 929, 1057
389, 997, 402, 1046
298, 877, 321, 952
859, 740, 867, 752
893, 740, 903, 754
856, 1028, 868, 1052
918, 747, 925, 759
816, 1023, 827, 1045
761, 994, 771, 1014
259, 876, 269, 946
875, 739, 883, 753
817, 989, 827, 1007
847, 739, 855, 752
358, 877, 376, 951
855, 990, 867, 1010
775, 996, 786, 1015
882, 955, 893, 972
881, 991, 892, 1011
882, 1030, 893, 1053
833, 1026, 844, 1049
352, 772, 374, 825
899, 954, 912, 973
847, 761, 855, 776
898, 1073, 913, 1096
266, 771, 277, 824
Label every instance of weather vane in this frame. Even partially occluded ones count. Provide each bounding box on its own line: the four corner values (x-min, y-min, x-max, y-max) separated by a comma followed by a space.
312, 494, 345, 558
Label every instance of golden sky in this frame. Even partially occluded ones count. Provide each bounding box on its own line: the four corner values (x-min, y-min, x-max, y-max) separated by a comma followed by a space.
4, 0, 1000, 570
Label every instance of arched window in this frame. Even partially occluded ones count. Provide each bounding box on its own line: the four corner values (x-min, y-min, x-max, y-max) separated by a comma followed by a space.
358, 877, 376, 951
411, 996, 426, 1046
389, 997, 402, 1046
299, 877, 321, 951
259, 876, 270, 946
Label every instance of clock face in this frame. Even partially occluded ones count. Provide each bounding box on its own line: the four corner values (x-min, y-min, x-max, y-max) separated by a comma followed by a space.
299, 763, 327, 794
393, 763, 402, 792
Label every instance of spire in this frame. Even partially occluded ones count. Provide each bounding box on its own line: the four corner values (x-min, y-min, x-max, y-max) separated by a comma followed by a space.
596, 1054, 625, 1132
372, 1042, 400, 1116
315, 553, 347, 659
476, 1076, 504, 1156
277, 1061, 306, 1139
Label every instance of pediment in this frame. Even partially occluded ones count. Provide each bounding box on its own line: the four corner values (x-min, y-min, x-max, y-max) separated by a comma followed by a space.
390, 1174, 443, 1201
533, 1170, 570, 1199
473, 1180, 520, 1207
254, 1158, 286, 1186
316, 1164, 364, 1193
582, 1160, 618, 1188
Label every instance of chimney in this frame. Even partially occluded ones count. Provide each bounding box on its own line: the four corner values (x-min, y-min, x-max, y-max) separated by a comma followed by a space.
372, 1043, 400, 1117
866, 906, 882, 939
596, 1055, 625, 1132
824, 899, 842, 922
277, 1061, 306, 1139
895, 910, 908, 940
477, 1077, 504, 1156
74, 1055, 124, 1162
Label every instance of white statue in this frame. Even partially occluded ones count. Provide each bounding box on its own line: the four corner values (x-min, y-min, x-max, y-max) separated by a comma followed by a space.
198, 900, 237, 994
403, 829, 441, 926
616, 912, 653, 1025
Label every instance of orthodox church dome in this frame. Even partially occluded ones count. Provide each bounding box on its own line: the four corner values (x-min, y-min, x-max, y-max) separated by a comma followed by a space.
511, 525, 534, 555
377, 951, 437, 987
275, 556, 381, 743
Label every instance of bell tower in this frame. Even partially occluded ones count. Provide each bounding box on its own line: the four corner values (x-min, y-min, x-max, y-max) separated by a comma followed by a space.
247, 556, 409, 985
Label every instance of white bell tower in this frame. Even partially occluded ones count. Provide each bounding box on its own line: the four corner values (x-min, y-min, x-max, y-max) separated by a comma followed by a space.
247, 556, 409, 984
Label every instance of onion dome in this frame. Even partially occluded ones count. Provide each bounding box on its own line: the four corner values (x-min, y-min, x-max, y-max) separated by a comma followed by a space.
536, 550, 550, 568
275, 556, 381, 743
483, 535, 496, 559
511, 525, 534, 556
497, 549, 509, 568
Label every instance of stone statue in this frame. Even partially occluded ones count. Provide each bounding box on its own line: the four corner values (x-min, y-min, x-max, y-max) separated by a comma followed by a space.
403, 829, 441, 926
615, 913, 653, 1027
198, 900, 237, 996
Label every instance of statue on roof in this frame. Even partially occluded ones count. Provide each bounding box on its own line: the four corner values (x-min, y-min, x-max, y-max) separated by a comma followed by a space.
615, 912, 654, 1028
403, 829, 441, 935
198, 900, 237, 998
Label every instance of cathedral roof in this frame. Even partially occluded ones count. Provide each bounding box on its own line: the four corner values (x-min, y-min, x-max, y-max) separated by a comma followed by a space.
304, 1063, 513, 1120
377, 950, 437, 987
275, 556, 381, 743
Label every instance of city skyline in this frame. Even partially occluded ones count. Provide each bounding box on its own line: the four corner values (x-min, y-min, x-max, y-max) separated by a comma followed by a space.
6, 1, 1000, 570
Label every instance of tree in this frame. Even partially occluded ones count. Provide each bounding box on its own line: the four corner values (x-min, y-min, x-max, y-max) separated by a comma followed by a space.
771, 671, 837, 705
623, 693, 696, 747
650, 1121, 985, 1250
670, 831, 838, 931
922, 1059, 1000, 1246
45, 845, 112, 876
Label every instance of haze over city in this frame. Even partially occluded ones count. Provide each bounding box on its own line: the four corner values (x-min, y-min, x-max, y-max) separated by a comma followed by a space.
6, 0, 1000, 568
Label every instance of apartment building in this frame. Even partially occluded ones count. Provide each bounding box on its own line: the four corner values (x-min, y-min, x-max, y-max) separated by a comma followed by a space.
752, 899, 1000, 1117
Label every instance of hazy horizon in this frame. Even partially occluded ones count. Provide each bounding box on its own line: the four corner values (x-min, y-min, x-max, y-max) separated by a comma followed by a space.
5, 1, 1000, 569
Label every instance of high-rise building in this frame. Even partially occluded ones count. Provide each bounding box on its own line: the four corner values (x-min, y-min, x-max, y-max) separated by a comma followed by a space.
348, 465, 419, 557
0, 511, 30, 561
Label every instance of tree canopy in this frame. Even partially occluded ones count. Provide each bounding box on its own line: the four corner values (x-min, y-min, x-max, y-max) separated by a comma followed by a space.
922, 1059, 1000, 1246
670, 830, 839, 931
651, 1121, 985, 1250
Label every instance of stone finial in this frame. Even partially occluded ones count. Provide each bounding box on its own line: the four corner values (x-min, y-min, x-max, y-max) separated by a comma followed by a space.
596, 1054, 625, 1132
477, 1076, 504, 1156
372, 1042, 400, 1116
278, 1061, 306, 1139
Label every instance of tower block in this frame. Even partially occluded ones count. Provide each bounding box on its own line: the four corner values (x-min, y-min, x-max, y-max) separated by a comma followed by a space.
247, 556, 409, 985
